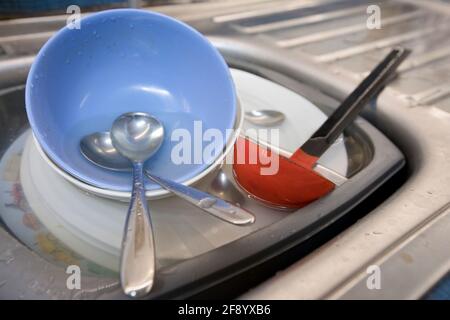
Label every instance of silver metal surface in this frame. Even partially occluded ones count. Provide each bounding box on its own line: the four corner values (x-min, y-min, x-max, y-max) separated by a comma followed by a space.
81, 131, 255, 225
208, 170, 246, 204
1, 0, 450, 299
300, 48, 410, 159
236, 4, 369, 34
333, 204, 450, 299
227, 38, 450, 298
80, 132, 130, 171
0, 51, 395, 299
244, 109, 285, 126
146, 174, 255, 225
209, 7, 450, 299
276, 10, 425, 48
111, 113, 164, 163
315, 26, 447, 63
212, 0, 334, 23
111, 112, 164, 298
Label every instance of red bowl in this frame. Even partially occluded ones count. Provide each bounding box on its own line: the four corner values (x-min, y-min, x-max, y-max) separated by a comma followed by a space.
232, 137, 335, 209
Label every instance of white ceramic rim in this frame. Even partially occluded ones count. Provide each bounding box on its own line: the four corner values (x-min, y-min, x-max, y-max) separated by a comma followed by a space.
34, 99, 243, 201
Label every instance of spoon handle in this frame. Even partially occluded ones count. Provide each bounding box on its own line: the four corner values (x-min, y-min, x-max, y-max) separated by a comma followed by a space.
120, 162, 155, 298
145, 172, 255, 225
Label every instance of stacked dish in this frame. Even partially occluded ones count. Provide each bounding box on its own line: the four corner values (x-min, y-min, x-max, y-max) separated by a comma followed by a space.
25, 9, 239, 200
24, 9, 248, 297
21, 8, 351, 297
17, 68, 348, 272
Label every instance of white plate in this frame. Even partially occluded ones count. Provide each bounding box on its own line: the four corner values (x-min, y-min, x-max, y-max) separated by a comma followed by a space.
0, 131, 40, 251
0, 132, 114, 273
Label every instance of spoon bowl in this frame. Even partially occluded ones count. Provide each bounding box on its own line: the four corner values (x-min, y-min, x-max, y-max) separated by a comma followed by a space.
111, 112, 164, 163
80, 132, 130, 171
245, 110, 285, 126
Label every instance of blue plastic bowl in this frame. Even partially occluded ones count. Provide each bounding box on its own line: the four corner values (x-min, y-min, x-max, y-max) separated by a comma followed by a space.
26, 9, 237, 192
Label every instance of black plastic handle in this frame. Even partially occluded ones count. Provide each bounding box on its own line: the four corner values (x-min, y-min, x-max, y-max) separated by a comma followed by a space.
301, 47, 411, 158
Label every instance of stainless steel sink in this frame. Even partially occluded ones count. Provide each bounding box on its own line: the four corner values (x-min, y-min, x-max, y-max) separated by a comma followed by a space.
0, 50, 404, 298
1, 0, 450, 299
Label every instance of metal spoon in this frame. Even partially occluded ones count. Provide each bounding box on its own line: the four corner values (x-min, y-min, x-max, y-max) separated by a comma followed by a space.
244, 110, 285, 126
208, 170, 245, 205
110, 112, 163, 298
80, 131, 255, 226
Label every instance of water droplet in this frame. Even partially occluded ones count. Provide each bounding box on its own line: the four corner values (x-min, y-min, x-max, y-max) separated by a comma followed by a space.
28, 280, 39, 289
65, 59, 70, 64
129, 24, 134, 29
92, 30, 97, 35
0, 249, 14, 264
160, 264, 179, 275
197, 197, 217, 208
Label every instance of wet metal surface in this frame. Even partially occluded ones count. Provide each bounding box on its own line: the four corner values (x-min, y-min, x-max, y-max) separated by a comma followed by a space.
1, 0, 450, 299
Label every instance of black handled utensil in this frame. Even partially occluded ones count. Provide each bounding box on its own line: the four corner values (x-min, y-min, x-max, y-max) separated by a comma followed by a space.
292, 47, 411, 167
